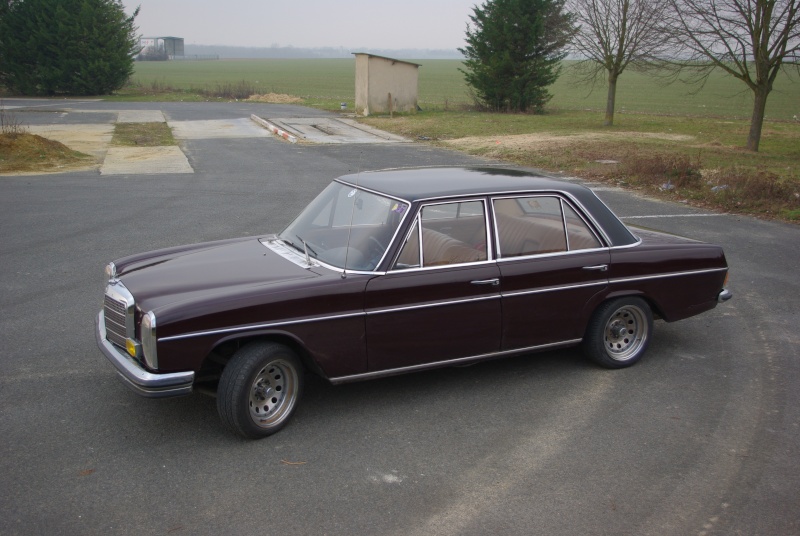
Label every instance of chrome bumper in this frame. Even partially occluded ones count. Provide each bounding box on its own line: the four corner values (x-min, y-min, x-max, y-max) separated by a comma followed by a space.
717, 288, 733, 303
96, 312, 194, 398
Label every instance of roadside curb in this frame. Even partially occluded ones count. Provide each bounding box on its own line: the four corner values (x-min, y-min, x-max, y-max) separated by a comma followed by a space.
250, 114, 298, 143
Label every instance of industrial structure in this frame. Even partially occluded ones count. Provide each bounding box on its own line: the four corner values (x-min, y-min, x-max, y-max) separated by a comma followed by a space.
138, 37, 185, 59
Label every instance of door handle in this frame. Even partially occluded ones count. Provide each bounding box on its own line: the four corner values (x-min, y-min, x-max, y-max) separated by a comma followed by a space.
582, 264, 608, 272
471, 278, 500, 286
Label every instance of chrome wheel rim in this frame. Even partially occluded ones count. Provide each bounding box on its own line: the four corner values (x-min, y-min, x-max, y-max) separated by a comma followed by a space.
604, 305, 648, 361
248, 359, 298, 428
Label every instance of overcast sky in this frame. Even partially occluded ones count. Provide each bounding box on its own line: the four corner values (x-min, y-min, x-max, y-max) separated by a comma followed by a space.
121, 0, 479, 50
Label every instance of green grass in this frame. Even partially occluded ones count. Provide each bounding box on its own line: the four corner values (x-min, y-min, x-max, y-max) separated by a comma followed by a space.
123, 59, 800, 121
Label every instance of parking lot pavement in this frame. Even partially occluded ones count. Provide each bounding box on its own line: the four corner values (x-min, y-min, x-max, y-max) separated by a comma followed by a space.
0, 100, 798, 536
3, 99, 409, 176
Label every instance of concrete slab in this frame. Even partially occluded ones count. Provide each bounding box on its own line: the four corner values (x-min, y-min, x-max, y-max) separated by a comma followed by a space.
100, 146, 193, 175
266, 117, 409, 144
169, 118, 271, 140
117, 110, 166, 123
27, 124, 113, 159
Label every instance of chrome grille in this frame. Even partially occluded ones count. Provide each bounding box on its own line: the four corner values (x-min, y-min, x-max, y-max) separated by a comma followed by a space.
104, 294, 129, 348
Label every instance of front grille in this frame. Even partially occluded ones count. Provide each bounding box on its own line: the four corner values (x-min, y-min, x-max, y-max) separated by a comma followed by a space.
104, 294, 129, 348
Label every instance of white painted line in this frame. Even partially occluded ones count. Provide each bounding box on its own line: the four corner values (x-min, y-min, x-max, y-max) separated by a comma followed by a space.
621, 214, 728, 219
250, 114, 298, 143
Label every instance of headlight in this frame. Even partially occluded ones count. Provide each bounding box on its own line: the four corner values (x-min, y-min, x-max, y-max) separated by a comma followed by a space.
141, 311, 159, 369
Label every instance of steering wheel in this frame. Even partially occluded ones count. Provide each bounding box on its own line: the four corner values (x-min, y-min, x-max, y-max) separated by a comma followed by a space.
365, 236, 387, 268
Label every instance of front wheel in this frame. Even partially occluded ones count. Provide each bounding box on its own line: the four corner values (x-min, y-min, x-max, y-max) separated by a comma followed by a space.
583, 297, 653, 369
217, 342, 303, 439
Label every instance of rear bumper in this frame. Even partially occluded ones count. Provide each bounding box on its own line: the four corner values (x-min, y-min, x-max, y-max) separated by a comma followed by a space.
717, 289, 733, 303
96, 312, 194, 398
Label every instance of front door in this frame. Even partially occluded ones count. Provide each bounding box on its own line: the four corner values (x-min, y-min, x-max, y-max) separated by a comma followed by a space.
365, 199, 502, 372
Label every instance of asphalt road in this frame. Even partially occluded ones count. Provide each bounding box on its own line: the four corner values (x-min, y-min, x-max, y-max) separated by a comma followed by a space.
1, 100, 798, 535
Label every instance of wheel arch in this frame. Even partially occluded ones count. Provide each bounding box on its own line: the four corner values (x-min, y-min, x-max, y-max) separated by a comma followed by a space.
585, 290, 665, 330
205, 330, 326, 380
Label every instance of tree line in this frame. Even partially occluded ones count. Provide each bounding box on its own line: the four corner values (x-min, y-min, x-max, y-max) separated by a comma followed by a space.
1, 0, 797, 151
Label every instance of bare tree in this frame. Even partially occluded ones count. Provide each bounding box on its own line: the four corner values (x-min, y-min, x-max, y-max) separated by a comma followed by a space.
569, 0, 671, 126
667, 0, 800, 151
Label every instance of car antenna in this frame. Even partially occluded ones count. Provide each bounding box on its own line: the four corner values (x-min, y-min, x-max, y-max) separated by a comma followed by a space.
342, 151, 364, 279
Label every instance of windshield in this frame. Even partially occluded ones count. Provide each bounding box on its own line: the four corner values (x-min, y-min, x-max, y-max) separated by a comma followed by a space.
278, 181, 409, 271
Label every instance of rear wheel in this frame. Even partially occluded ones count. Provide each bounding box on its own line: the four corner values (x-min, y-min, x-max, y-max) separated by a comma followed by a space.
583, 297, 653, 368
217, 342, 303, 439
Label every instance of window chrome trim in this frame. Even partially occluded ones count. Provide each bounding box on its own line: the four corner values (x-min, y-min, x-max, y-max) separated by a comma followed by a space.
490, 194, 606, 259
608, 236, 644, 249
494, 246, 611, 263
390, 197, 492, 271
335, 178, 411, 207
328, 338, 583, 384
502, 281, 607, 298
609, 267, 728, 284
396, 185, 630, 247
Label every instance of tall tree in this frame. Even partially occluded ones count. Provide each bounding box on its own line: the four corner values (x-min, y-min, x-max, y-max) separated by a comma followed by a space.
459, 0, 576, 112
666, 0, 800, 151
568, 0, 671, 126
0, 0, 139, 96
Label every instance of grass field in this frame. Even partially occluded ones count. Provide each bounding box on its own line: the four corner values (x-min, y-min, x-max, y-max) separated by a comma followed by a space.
127, 59, 799, 121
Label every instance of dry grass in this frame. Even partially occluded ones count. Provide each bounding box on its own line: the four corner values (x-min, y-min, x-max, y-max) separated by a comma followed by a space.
0, 133, 92, 173
475, 137, 799, 220
246, 93, 304, 104
363, 111, 799, 222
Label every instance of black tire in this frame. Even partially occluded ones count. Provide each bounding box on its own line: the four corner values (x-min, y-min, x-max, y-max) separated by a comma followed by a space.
217, 342, 303, 439
583, 297, 653, 369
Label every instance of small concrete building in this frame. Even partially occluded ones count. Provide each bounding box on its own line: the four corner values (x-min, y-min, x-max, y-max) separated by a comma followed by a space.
353, 53, 420, 116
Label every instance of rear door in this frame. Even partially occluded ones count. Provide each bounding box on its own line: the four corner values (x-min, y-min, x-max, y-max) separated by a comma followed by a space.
492, 195, 610, 350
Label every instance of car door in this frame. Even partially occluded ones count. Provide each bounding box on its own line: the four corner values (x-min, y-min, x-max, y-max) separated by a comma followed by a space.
492, 195, 610, 350
364, 199, 502, 372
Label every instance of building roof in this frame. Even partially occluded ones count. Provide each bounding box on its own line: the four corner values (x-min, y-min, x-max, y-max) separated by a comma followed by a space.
351, 53, 421, 68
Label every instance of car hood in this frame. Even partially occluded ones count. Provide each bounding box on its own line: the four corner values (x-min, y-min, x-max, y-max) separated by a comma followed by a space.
117, 237, 319, 312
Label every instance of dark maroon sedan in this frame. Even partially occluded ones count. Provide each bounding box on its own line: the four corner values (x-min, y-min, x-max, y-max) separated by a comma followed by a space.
97, 167, 731, 438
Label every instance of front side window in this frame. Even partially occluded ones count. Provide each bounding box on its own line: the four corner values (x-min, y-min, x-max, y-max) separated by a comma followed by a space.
493, 196, 601, 258
279, 181, 408, 271
394, 200, 488, 269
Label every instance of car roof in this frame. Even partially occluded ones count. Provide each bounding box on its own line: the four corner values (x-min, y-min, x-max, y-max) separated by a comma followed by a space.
338, 166, 588, 202
336, 167, 638, 247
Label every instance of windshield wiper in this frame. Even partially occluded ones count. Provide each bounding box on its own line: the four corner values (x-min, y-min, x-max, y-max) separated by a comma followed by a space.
296, 235, 317, 257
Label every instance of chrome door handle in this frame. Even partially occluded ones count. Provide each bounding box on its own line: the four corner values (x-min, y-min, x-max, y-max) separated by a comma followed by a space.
582, 264, 608, 272
471, 278, 500, 286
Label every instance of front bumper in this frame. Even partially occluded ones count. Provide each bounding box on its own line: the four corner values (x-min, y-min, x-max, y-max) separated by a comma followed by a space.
96, 312, 194, 398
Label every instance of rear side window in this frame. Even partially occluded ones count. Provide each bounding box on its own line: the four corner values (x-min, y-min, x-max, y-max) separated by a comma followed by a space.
493, 196, 601, 258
